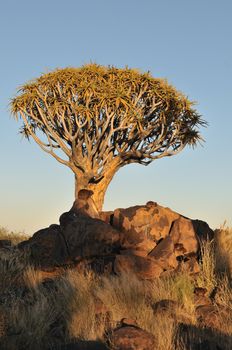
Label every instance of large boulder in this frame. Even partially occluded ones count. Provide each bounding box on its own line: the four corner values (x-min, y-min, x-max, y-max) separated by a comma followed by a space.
19, 213, 122, 269
112, 201, 179, 243
60, 212, 121, 259
102, 202, 213, 275
110, 203, 210, 275
103, 202, 213, 249
18, 224, 69, 268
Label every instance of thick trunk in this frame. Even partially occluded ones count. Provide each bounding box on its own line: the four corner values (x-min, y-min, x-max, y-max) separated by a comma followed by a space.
72, 170, 116, 217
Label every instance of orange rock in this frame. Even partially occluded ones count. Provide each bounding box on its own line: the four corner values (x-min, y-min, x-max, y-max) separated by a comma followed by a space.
113, 202, 180, 243
170, 217, 199, 256
148, 236, 178, 270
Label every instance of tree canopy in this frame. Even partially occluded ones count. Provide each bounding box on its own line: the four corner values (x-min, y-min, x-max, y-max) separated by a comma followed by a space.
11, 64, 206, 213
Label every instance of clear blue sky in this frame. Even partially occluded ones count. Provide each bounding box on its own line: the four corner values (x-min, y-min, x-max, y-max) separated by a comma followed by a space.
0, 0, 231, 234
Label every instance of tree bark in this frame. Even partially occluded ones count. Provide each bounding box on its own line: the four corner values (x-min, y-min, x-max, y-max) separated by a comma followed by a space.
72, 169, 117, 217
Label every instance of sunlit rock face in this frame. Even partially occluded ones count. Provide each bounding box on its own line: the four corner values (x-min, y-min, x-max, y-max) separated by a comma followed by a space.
17, 201, 214, 280
101, 201, 213, 276
112, 202, 180, 243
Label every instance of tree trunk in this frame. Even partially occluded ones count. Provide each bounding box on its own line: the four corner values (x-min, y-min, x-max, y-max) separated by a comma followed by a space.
72, 170, 116, 217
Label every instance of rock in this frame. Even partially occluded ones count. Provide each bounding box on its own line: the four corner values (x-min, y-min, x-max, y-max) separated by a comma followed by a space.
112, 202, 179, 243
147, 215, 203, 273
107, 202, 213, 264
17, 201, 214, 278
133, 238, 156, 253
61, 213, 121, 259
120, 318, 138, 327
18, 225, 69, 268
120, 231, 156, 253
112, 206, 157, 253
100, 211, 114, 225
71, 189, 100, 219
191, 220, 214, 242
59, 211, 78, 227
114, 254, 163, 279
148, 236, 178, 270
19, 213, 122, 268
170, 217, 199, 256
109, 325, 156, 350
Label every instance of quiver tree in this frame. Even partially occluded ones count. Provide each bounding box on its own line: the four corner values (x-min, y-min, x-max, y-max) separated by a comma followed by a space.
11, 64, 206, 216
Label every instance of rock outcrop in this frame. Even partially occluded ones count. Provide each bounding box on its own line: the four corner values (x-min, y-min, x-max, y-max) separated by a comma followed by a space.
19, 213, 121, 269
18, 201, 214, 279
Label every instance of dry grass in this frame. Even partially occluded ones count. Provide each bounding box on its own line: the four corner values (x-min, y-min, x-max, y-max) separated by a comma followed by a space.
6, 292, 59, 350
149, 272, 195, 310
56, 270, 104, 341
196, 239, 217, 293
0, 248, 30, 294
0, 226, 232, 349
0, 226, 28, 245
215, 225, 232, 277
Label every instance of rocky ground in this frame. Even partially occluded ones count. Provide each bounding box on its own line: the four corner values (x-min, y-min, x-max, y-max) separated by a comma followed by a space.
0, 201, 231, 349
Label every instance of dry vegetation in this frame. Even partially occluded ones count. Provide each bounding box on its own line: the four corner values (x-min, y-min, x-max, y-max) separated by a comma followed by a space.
0, 227, 28, 245
0, 226, 232, 349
